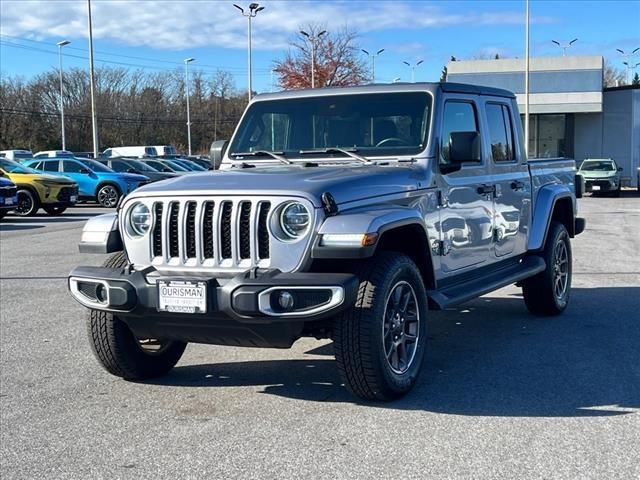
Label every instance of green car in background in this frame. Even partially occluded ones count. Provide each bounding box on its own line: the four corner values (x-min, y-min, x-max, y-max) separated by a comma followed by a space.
578, 158, 623, 197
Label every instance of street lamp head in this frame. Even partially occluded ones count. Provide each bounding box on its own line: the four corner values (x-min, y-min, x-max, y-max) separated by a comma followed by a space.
184, 58, 195, 64
362, 49, 370, 56
403, 61, 410, 67
57, 40, 71, 47
617, 48, 625, 54
255, 6, 265, 12
300, 30, 309, 38
233, 3, 244, 13
377, 48, 385, 55
623, 61, 629, 66
319, 30, 327, 37
634, 47, 640, 54
249, 2, 259, 10
552, 40, 560, 46
417, 60, 424, 66
570, 38, 578, 45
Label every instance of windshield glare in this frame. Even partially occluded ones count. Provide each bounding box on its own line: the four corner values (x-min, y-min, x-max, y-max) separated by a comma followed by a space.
80, 158, 115, 173
580, 161, 615, 172
127, 159, 157, 172
229, 92, 432, 160
0, 158, 36, 174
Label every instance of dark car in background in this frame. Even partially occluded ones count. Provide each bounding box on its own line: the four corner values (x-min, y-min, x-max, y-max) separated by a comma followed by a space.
96, 157, 177, 183
0, 174, 18, 219
140, 158, 191, 174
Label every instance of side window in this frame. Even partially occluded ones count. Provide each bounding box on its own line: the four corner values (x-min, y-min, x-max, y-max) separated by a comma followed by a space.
103, 149, 112, 157
62, 160, 83, 173
440, 101, 479, 164
30, 161, 42, 170
110, 160, 128, 172
486, 103, 515, 162
43, 160, 59, 172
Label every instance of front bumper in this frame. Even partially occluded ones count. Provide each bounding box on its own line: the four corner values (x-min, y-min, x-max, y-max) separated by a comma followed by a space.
68, 266, 358, 348
584, 178, 618, 192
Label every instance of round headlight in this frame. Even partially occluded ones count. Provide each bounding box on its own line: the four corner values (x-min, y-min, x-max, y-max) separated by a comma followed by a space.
280, 202, 310, 239
129, 202, 152, 236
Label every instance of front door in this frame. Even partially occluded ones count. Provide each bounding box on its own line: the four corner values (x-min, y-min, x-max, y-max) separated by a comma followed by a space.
61, 160, 95, 196
482, 101, 531, 258
437, 97, 494, 274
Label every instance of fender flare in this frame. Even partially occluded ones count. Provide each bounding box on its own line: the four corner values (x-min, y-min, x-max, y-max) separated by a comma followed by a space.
528, 184, 574, 251
78, 212, 123, 254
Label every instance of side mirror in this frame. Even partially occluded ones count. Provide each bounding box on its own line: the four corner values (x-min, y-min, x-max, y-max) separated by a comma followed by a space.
617, 166, 623, 172
449, 131, 480, 164
210, 140, 228, 170
79, 167, 91, 174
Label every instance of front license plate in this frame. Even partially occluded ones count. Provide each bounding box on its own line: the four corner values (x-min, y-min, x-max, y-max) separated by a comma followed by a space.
592, 185, 601, 191
4, 197, 13, 205
70, 195, 77, 202
157, 280, 207, 314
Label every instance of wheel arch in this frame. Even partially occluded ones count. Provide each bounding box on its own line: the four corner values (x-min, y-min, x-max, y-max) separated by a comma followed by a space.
16, 184, 42, 203
528, 184, 575, 252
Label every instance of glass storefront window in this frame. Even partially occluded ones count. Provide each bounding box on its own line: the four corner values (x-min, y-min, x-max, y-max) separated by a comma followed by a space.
521, 113, 572, 158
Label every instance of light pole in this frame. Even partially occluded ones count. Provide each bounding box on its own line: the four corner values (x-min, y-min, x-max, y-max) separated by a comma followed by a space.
617, 48, 640, 83
362, 48, 384, 83
300, 30, 327, 88
184, 58, 195, 156
57, 40, 70, 150
551, 38, 578, 56
402, 60, 423, 82
234, 3, 264, 101
87, 0, 99, 158
524, 0, 530, 158
623, 61, 640, 84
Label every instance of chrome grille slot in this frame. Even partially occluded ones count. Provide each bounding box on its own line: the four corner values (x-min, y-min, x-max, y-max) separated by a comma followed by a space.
185, 201, 197, 259
168, 202, 180, 258
220, 202, 233, 260
152, 203, 163, 257
239, 201, 252, 260
258, 202, 271, 259
202, 201, 215, 259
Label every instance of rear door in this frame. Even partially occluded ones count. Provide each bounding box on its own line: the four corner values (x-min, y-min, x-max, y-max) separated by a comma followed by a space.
437, 95, 494, 274
61, 160, 94, 196
482, 100, 531, 258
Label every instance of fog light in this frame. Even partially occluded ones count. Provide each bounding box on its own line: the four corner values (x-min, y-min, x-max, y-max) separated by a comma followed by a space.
277, 291, 295, 311
95, 284, 107, 303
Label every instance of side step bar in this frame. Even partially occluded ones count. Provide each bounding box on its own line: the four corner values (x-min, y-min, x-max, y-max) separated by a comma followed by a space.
427, 256, 546, 310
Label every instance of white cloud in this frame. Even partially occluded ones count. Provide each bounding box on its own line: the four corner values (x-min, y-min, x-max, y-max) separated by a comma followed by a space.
0, 0, 556, 51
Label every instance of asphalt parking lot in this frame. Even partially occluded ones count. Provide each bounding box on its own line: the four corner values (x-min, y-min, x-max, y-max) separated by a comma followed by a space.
1, 195, 639, 479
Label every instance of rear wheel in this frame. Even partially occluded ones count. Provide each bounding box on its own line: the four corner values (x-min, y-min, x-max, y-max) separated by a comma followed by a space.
14, 189, 39, 216
522, 221, 572, 316
87, 252, 187, 379
333, 252, 428, 401
43, 206, 67, 216
97, 184, 120, 208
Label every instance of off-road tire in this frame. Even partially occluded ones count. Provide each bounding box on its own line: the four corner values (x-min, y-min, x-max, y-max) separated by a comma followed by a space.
333, 252, 428, 401
43, 206, 67, 216
87, 251, 187, 379
522, 221, 572, 316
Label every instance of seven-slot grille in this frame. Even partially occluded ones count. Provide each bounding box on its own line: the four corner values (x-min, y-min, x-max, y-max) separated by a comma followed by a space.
150, 199, 272, 266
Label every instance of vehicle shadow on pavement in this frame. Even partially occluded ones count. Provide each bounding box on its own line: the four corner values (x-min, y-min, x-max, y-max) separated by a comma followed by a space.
152, 286, 640, 417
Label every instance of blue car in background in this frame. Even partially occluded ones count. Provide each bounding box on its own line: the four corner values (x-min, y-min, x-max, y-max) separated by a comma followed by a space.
24, 157, 149, 208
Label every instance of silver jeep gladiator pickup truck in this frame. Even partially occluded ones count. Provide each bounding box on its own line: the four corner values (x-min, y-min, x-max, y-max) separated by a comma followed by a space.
69, 83, 585, 401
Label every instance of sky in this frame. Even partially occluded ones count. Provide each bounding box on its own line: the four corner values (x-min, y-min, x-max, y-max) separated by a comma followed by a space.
1, 0, 639, 92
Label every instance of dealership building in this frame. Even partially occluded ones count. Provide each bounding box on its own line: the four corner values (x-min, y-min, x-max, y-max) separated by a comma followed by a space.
446, 56, 640, 186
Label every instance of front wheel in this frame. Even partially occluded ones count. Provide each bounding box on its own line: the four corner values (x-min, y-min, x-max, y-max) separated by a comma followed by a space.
14, 189, 39, 216
43, 206, 67, 216
333, 252, 428, 401
522, 221, 572, 316
97, 184, 121, 208
87, 252, 187, 379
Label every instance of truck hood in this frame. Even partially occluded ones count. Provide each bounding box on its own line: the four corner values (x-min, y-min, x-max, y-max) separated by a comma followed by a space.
579, 170, 618, 178
133, 164, 428, 206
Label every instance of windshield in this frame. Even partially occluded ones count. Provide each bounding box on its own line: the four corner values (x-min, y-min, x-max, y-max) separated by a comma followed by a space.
164, 160, 189, 172
126, 159, 158, 172
580, 160, 615, 172
229, 92, 432, 161
79, 158, 115, 173
14, 152, 33, 159
0, 158, 37, 174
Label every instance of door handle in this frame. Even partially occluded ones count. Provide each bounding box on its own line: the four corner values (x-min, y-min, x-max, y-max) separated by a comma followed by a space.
477, 184, 496, 195
510, 180, 525, 190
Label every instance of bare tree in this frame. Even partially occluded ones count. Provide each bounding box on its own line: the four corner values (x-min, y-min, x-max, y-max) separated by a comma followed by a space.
273, 24, 369, 89
603, 61, 626, 87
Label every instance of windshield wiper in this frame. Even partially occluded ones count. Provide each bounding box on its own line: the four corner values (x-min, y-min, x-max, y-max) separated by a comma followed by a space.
298, 147, 373, 165
230, 150, 291, 165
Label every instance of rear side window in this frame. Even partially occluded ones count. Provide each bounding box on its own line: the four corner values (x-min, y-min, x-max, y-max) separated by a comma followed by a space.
145, 147, 157, 156
440, 101, 479, 164
43, 160, 59, 172
62, 160, 84, 173
110, 160, 129, 172
486, 104, 515, 162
